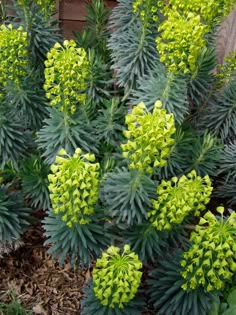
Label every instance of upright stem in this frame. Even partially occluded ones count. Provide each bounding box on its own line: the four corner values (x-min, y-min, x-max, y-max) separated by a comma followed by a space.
0, 0, 7, 22
21, 2, 31, 37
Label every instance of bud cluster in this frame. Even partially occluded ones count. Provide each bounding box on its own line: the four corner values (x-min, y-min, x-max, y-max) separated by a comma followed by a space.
48, 148, 100, 228
18, 0, 56, 14
181, 207, 236, 291
164, 0, 223, 23
217, 51, 236, 84
223, 0, 236, 16
44, 40, 89, 114
157, 10, 208, 74
0, 24, 28, 87
132, 0, 161, 24
93, 245, 142, 309
121, 101, 175, 173
36, 0, 56, 16
148, 170, 212, 231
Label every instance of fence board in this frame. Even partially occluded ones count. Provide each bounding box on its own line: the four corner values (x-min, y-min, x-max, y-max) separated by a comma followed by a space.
216, 8, 236, 63
61, 20, 86, 38
60, 0, 116, 21
60, 0, 88, 21
59, 0, 117, 38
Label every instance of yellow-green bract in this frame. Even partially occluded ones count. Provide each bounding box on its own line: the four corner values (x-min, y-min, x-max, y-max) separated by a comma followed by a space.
0, 24, 28, 88
121, 100, 176, 173
132, 0, 162, 24
181, 207, 236, 291
44, 40, 89, 114
217, 51, 236, 85
48, 148, 100, 228
157, 10, 207, 74
148, 170, 213, 230
164, 0, 235, 23
93, 245, 142, 309
17, 0, 56, 16
35, 0, 56, 13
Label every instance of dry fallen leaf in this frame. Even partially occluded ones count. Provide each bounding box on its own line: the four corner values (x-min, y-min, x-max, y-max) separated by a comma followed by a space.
32, 303, 47, 315
84, 269, 91, 283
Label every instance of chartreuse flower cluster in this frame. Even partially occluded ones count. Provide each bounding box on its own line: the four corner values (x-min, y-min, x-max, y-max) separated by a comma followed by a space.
157, 10, 208, 74
218, 51, 236, 84
93, 245, 142, 309
35, 0, 56, 15
164, 0, 231, 23
48, 148, 100, 228
181, 207, 236, 291
223, 0, 236, 16
148, 170, 213, 231
17, 0, 56, 16
0, 24, 28, 87
121, 101, 175, 173
132, 0, 162, 24
44, 40, 89, 114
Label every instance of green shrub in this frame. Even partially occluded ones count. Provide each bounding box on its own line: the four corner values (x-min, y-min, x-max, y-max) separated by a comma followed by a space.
0, 0, 235, 313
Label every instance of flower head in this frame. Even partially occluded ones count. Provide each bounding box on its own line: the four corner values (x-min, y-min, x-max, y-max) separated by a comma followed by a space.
132, 0, 162, 26
148, 170, 213, 230
217, 51, 236, 85
181, 207, 236, 291
48, 148, 100, 227
164, 0, 227, 23
0, 24, 28, 87
121, 101, 175, 173
157, 10, 208, 74
93, 245, 142, 309
44, 40, 89, 114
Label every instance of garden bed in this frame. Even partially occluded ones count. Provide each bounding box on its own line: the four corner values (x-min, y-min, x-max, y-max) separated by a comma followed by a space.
0, 214, 86, 315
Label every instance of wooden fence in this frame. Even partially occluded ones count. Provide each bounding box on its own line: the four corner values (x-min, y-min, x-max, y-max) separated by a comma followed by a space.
57, 0, 117, 39
216, 9, 236, 63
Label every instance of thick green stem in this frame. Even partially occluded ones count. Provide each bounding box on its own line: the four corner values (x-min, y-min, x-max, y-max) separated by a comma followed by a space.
22, 3, 31, 36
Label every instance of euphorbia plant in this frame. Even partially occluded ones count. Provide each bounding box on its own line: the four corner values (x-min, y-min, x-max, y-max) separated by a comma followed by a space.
43, 149, 108, 266
103, 100, 175, 225
157, 11, 208, 74
37, 39, 97, 164
0, 0, 236, 314
0, 24, 28, 89
0, 24, 29, 168
17, 0, 57, 18
93, 245, 142, 308
0, 0, 60, 251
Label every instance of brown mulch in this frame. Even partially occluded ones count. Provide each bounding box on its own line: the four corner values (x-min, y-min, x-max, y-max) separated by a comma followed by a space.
0, 211, 153, 315
0, 219, 90, 315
